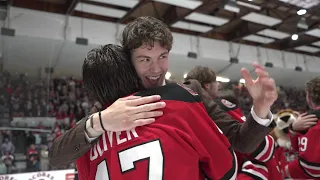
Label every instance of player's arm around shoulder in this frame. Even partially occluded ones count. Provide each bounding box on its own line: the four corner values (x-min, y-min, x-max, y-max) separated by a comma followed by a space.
49, 116, 94, 168
49, 104, 100, 168
49, 95, 165, 168
183, 79, 272, 154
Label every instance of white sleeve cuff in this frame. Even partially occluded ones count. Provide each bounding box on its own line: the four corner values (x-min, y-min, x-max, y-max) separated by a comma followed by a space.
251, 106, 273, 127
84, 115, 100, 143
85, 131, 98, 143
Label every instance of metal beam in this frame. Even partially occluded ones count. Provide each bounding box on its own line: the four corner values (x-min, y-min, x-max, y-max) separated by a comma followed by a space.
66, 0, 80, 15
265, 24, 320, 50
200, 31, 227, 40
72, 11, 118, 23
203, 3, 268, 39
162, 6, 191, 25
12, 0, 67, 14
283, 37, 319, 50
183, 19, 218, 28
227, 13, 296, 41
203, 0, 319, 40
118, 0, 150, 24
212, 1, 319, 42
162, 6, 185, 25
170, 27, 202, 36
226, 21, 253, 41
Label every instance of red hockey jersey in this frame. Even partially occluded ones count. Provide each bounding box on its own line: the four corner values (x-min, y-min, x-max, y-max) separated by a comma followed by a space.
286, 109, 320, 179
216, 98, 281, 180
274, 145, 297, 176
76, 83, 237, 180
237, 159, 269, 180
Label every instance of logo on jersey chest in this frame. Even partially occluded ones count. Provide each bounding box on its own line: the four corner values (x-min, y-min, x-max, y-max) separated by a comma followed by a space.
221, 99, 236, 109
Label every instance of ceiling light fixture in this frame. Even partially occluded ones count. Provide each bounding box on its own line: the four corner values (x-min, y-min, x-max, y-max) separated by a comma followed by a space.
291, 34, 299, 40
216, 76, 230, 83
239, 79, 246, 83
297, 9, 307, 15
297, 17, 308, 29
183, 73, 187, 79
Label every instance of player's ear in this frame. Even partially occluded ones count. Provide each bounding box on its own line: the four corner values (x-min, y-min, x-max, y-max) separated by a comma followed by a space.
203, 83, 210, 90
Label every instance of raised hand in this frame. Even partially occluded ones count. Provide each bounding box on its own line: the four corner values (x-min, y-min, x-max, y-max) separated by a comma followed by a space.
241, 62, 278, 118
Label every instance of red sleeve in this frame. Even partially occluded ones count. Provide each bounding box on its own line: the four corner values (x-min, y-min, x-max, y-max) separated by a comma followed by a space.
249, 135, 275, 162
183, 102, 237, 180
215, 98, 246, 123
288, 132, 300, 152
287, 126, 320, 179
219, 101, 275, 163
76, 153, 90, 180
227, 108, 246, 123
238, 159, 268, 180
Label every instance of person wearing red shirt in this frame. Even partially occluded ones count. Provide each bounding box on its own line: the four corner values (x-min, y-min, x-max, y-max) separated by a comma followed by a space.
27, 144, 39, 172
217, 91, 282, 180
49, 16, 278, 170
5, 83, 13, 95
76, 44, 237, 180
186, 68, 282, 180
285, 77, 320, 179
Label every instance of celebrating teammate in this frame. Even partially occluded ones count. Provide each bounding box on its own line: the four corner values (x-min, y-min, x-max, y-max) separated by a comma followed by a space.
49, 17, 278, 169
186, 67, 283, 180
285, 76, 320, 179
76, 44, 237, 180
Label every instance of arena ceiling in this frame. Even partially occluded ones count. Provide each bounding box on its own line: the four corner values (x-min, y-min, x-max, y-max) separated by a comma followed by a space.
9, 0, 320, 57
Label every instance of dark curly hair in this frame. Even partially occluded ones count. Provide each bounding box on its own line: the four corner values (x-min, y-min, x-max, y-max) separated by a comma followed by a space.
306, 76, 320, 106
82, 44, 142, 105
121, 16, 173, 53
185, 66, 217, 88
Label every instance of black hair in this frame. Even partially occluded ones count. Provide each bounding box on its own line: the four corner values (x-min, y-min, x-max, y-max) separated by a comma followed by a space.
82, 44, 142, 105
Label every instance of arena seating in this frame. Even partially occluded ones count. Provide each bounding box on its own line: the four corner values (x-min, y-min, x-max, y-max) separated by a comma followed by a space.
0, 71, 308, 175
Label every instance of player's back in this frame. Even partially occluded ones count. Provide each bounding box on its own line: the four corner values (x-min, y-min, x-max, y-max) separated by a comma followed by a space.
78, 83, 237, 180
295, 109, 320, 153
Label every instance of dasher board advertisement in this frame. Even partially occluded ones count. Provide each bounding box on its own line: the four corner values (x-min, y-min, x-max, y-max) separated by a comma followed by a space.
0, 169, 75, 180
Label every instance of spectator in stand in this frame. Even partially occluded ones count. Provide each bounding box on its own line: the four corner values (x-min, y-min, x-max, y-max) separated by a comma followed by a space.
1, 137, 15, 156
3, 69, 310, 121
1, 151, 14, 174
5, 83, 13, 96
27, 144, 39, 172
40, 145, 49, 171
26, 131, 36, 148
47, 132, 55, 150
1, 137, 15, 168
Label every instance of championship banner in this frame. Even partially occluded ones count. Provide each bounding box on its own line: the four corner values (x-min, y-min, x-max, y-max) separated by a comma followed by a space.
0, 169, 75, 180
